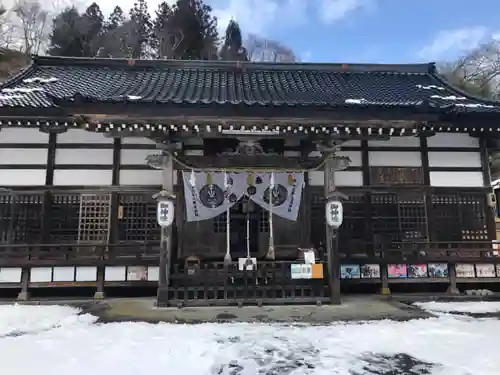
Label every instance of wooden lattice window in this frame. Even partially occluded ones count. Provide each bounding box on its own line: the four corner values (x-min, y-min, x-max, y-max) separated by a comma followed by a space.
310, 190, 325, 248
370, 167, 423, 185
371, 192, 428, 248
118, 194, 160, 242
338, 193, 366, 255
49, 194, 80, 243
78, 194, 111, 243
431, 192, 487, 242
213, 212, 227, 233
0, 193, 43, 244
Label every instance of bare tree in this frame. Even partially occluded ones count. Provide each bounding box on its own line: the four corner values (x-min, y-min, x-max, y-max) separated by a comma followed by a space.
439, 40, 500, 100
245, 33, 296, 62
12, 0, 48, 55
0, 4, 17, 49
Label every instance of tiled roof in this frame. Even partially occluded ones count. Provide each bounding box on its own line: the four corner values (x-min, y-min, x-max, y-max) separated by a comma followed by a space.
0, 56, 499, 113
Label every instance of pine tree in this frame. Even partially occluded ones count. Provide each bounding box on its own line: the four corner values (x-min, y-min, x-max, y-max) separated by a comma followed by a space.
129, 0, 153, 58
80, 2, 104, 57
152, 1, 175, 58
106, 6, 125, 30
48, 7, 84, 56
165, 0, 219, 60
220, 20, 248, 61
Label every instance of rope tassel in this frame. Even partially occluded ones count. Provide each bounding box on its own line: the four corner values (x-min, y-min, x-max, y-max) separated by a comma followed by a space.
223, 171, 232, 265
266, 172, 275, 260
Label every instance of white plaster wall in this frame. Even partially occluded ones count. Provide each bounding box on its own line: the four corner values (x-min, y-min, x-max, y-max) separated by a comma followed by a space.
53, 169, 112, 185
430, 171, 484, 187
120, 149, 154, 165
56, 129, 113, 144
428, 151, 482, 168
0, 128, 49, 143
119, 169, 179, 185
0, 148, 48, 164
0, 170, 46, 185
55, 149, 113, 165
368, 136, 420, 147
369, 151, 422, 167
427, 133, 479, 148
121, 137, 156, 145
308, 170, 363, 186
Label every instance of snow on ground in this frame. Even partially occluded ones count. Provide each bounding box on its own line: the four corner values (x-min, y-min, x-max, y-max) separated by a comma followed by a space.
0, 304, 97, 338
0, 305, 499, 375
415, 301, 500, 314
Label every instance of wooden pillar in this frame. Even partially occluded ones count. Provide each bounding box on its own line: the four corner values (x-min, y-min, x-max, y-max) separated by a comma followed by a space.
156, 154, 174, 307
324, 158, 341, 304
479, 136, 496, 241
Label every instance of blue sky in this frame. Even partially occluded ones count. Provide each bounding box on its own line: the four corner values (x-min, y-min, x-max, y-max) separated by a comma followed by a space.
97, 0, 500, 64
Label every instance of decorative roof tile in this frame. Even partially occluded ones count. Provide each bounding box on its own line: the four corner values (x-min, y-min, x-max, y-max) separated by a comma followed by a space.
0, 56, 498, 113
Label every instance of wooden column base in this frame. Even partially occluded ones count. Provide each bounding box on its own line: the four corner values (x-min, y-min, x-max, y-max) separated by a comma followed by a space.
156, 286, 169, 307
380, 287, 391, 295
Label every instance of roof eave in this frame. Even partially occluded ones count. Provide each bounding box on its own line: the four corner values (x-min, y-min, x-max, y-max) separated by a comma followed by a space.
0, 60, 38, 90
430, 70, 500, 108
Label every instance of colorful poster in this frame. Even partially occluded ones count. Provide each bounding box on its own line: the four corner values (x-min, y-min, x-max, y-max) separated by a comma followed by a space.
407, 264, 428, 278
361, 264, 381, 279
475, 264, 496, 278
340, 264, 361, 279
388, 264, 407, 278
428, 263, 448, 278
455, 263, 475, 278
127, 266, 147, 281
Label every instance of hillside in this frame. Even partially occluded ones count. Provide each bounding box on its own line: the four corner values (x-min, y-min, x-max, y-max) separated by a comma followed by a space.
0, 48, 31, 83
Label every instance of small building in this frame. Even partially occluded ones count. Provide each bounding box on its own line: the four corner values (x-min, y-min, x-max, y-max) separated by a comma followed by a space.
0, 56, 499, 305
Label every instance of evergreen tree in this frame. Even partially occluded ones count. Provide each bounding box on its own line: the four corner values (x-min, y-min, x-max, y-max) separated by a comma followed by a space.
161, 0, 219, 60
129, 0, 153, 58
80, 2, 104, 57
152, 1, 174, 58
106, 6, 125, 30
48, 6, 84, 56
220, 20, 248, 61
48, 4, 104, 57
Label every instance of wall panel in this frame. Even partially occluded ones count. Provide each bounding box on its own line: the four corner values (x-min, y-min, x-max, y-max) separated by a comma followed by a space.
430, 171, 484, 187
56, 129, 113, 144
0, 169, 46, 185
55, 149, 113, 165
53, 169, 112, 185
0, 128, 49, 144
427, 133, 479, 148
369, 151, 422, 167
0, 148, 48, 165
428, 151, 481, 168
120, 149, 154, 165
308, 170, 363, 186
368, 136, 420, 147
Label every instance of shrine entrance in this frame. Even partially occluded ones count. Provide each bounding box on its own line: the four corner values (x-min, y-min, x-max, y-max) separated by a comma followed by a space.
229, 197, 260, 258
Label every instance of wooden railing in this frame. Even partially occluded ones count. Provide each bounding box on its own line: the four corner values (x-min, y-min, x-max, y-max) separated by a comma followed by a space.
0, 242, 161, 266
339, 240, 500, 264
167, 261, 329, 307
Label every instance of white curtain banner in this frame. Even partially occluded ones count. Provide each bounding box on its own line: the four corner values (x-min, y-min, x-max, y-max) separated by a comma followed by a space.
182, 171, 304, 222
246, 172, 304, 221
182, 172, 246, 222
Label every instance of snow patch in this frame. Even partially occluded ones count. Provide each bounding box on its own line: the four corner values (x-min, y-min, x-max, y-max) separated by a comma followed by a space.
22, 77, 58, 84
0, 306, 499, 374
0, 94, 24, 100
430, 95, 467, 100
415, 301, 500, 314
455, 103, 496, 108
2, 87, 43, 93
0, 304, 97, 338
416, 84, 445, 90
345, 98, 366, 104
127, 95, 142, 100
